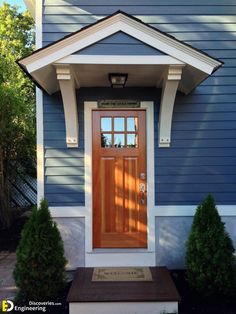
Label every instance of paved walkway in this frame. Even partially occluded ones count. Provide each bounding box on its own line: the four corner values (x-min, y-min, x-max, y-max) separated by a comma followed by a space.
0, 251, 18, 301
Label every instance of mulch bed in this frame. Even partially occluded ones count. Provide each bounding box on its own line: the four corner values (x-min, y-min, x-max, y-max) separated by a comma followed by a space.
0, 216, 28, 252
170, 270, 236, 314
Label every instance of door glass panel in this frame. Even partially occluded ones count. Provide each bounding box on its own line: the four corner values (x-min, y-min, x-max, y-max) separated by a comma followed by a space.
114, 117, 125, 131
101, 117, 112, 132
114, 134, 125, 148
127, 134, 138, 148
127, 117, 138, 132
101, 133, 112, 147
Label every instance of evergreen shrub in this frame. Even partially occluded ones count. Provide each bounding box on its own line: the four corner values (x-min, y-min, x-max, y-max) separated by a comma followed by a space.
186, 194, 236, 296
14, 199, 67, 299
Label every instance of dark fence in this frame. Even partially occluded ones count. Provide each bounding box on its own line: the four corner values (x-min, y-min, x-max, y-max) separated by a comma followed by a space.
8, 175, 37, 207
7, 161, 37, 208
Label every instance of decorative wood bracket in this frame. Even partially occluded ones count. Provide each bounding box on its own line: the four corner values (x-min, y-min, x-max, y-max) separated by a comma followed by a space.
159, 65, 184, 147
56, 65, 79, 148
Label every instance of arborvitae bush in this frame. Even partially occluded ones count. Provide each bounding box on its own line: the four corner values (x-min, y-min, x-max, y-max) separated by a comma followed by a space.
186, 194, 236, 296
14, 199, 67, 300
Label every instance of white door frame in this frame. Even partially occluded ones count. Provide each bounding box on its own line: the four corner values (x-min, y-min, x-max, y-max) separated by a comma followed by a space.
84, 101, 156, 266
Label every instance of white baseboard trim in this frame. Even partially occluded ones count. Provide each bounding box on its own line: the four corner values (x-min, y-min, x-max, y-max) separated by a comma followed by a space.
50, 206, 87, 217
50, 205, 236, 218
154, 205, 236, 217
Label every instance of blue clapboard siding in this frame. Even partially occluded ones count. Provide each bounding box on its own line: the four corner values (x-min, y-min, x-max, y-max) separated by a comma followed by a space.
43, 92, 85, 206
75, 44, 163, 56
42, 1, 236, 206
43, 6, 236, 16
74, 32, 166, 55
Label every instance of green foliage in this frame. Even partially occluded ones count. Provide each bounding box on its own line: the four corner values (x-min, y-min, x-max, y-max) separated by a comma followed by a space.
0, 3, 35, 164
0, 3, 35, 226
186, 194, 236, 296
14, 199, 67, 300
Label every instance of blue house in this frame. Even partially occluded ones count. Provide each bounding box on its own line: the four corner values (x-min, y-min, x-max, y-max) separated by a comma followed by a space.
20, 1, 236, 274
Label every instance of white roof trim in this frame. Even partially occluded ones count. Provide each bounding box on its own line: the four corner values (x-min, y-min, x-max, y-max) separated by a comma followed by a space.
19, 12, 222, 77
55, 55, 185, 66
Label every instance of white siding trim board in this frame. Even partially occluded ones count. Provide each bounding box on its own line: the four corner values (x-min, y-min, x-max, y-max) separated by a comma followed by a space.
50, 205, 236, 218
36, 0, 44, 205
36, 88, 44, 205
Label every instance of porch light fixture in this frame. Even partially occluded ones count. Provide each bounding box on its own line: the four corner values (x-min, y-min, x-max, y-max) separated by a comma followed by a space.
109, 73, 128, 88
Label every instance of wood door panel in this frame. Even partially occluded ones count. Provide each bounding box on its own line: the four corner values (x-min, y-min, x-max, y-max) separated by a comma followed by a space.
100, 157, 116, 233
124, 157, 138, 233
100, 233, 144, 248
93, 110, 147, 248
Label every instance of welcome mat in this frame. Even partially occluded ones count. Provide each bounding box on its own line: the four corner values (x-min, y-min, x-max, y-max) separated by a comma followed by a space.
92, 267, 153, 282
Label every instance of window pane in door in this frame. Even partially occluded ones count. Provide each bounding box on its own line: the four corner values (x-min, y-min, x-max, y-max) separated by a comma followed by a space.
127, 134, 138, 148
114, 118, 125, 131
114, 134, 125, 147
101, 118, 112, 131
101, 133, 112, 147
127, 117, 138, 132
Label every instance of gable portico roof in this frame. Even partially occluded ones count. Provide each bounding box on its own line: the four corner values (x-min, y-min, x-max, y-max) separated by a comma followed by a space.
18, 10, 222, 95
18, 11, 223, 149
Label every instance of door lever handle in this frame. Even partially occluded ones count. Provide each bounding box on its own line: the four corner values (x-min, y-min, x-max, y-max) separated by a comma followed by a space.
139, 183, 146, 205
139, 183, 145, 193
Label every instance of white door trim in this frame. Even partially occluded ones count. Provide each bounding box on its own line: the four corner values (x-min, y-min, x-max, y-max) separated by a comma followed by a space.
84, 101, 97, 264
83, 101, 156, 266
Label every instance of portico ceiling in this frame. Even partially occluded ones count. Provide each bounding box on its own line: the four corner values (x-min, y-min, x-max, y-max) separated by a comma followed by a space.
27, 59, 205, 96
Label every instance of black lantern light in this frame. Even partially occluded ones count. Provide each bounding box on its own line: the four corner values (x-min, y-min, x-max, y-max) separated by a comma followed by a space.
108, 73, 128, 88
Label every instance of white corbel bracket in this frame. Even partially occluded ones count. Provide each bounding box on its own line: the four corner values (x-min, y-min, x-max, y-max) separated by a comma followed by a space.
159, 65, 184, 147
56, 65, 79, 148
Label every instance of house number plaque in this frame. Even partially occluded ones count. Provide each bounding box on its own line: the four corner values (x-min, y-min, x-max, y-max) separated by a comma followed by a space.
98, 100, 140, 108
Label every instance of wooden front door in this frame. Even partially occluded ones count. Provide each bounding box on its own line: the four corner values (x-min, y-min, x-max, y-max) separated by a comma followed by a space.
92, 110, 147, 248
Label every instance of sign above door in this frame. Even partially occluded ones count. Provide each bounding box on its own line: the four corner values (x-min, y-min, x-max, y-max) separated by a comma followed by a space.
98, 100, 140, 109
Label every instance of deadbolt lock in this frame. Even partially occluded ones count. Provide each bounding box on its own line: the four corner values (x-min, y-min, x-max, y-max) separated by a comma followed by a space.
140, 173, 146, 180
